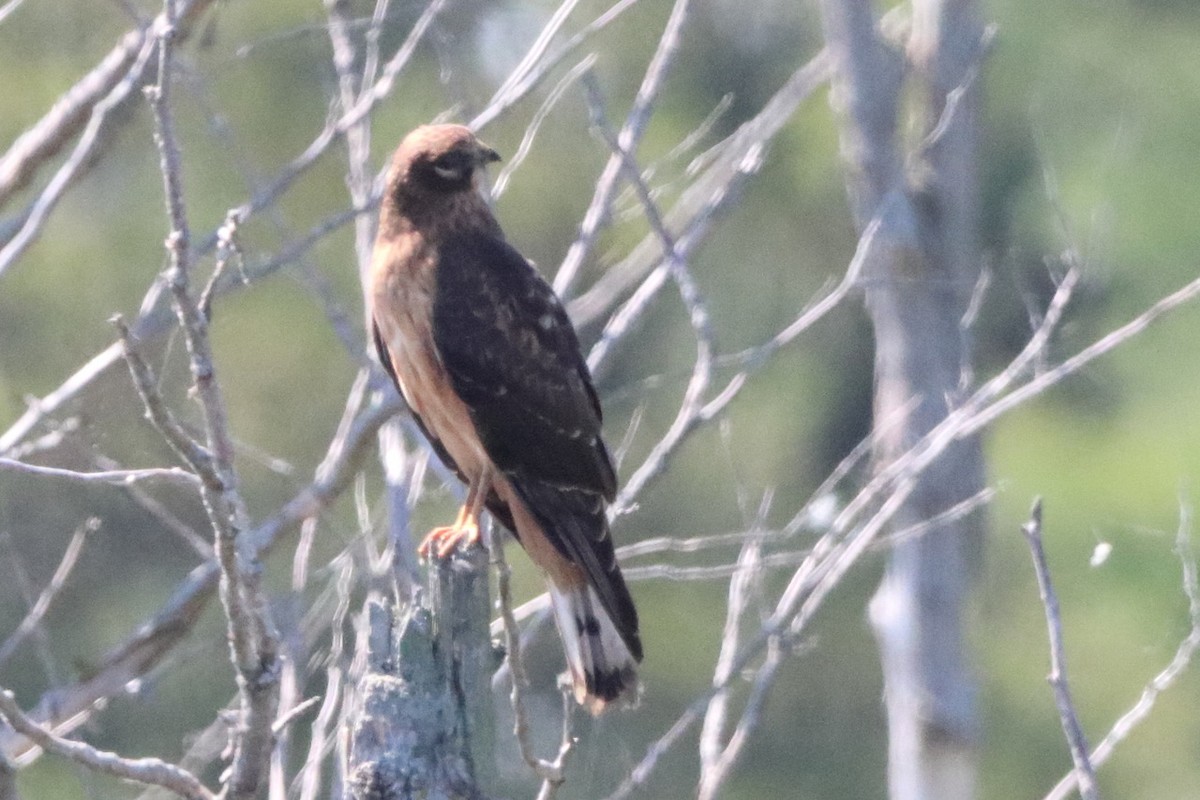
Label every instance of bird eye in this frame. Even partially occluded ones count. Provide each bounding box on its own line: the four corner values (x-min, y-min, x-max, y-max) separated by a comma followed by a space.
431, 155, 467, 182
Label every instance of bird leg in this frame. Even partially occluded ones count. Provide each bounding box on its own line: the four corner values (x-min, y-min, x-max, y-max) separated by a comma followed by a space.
419, 466, 492, 559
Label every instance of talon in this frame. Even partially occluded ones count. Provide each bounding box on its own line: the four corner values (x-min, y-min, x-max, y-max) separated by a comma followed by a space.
418, 516, 481, 560
418, 466, 491, 561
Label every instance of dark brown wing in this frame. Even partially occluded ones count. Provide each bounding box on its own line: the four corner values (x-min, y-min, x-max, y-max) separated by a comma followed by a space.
431, 233, 615, 499
431, 232, 639, 658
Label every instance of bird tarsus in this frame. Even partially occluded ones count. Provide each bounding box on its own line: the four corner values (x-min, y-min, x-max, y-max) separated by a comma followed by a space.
419, 510, 482, 559
418, 467, 491, 560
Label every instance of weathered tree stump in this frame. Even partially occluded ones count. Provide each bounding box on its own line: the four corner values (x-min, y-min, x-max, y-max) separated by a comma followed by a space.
346, 545, 497, 799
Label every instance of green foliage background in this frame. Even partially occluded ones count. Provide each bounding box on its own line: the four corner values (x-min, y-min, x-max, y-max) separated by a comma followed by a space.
2, 1, 1200, 798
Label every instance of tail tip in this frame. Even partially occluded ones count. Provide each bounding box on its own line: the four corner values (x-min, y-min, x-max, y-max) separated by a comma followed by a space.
564, 663, 642, 715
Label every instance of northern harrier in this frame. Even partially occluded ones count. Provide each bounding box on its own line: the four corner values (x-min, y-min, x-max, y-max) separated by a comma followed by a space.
368, 124, 642, 711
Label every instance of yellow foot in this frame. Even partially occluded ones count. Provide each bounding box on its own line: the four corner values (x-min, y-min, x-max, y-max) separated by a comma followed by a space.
418, 517, 481, 560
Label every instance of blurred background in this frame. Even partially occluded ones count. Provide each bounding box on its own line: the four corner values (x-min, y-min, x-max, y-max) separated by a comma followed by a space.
2, 1, 1200, 798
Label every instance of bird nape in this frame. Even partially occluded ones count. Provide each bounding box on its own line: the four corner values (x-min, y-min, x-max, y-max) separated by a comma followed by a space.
367, 123, 642, 713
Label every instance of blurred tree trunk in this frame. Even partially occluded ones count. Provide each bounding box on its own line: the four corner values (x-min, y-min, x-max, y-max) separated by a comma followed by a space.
0, 754, 16, 800
817, 1, 988, 798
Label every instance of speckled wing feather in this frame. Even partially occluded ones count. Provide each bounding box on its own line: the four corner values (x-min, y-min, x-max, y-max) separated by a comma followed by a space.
430, 231, 640, 658
431, 233, 615, 497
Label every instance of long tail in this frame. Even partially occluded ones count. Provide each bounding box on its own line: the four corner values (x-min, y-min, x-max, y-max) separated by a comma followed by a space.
548, 582, 641, 714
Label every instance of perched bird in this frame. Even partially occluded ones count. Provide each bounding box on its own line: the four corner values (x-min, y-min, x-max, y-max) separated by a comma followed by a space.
368, 123, 642, 711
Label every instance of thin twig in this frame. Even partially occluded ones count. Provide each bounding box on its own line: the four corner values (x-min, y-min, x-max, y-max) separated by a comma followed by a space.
0, 34, 158, 278
697, 493, 771, 800
0, 0, 221, 269
113, 316, 212, 472
489, 0, 585, 109
324, 0, 379, 281
197, 210, 245, 322
491, 527, 572, 793
491, 55, 597, 199
471, 0, 645, 131
533, 690, 577, 800
605, 706, 702, 800
0, 0, 29, 26
1021, 499, 1101, 800
271, 696, 321, 736
1044, 504, 1200, 800
0, 342, 124, 457
0, 393, 398, 764
0, 0, 217, 211
703, 635, 786, 798
296, 557, 355, 800
569, 49, 832, 327
0, 533, 65, 708
0, 197, 367, 461
0, 519, 95, 669
0, 689, 214, 800
584, 75, 724, 521
0, 457, 200, 488
216, 0, 449, 245
145, 9, 280, 794
554, 0, 695, 296
97, 454, 212, 558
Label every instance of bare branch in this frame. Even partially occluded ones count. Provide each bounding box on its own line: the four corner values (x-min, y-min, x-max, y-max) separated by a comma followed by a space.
218, 0, 449, 242
471, 0, 646, 131
0, 0, 219, 262
0, 343, 123, 458
702, 636, 786, 799
697, 494, 771, 800
197, 210, 245, 322
114, 316, 213, 473
0, 34, 158, 277
492, 526, 572, 793
0, 533, 66, 687
605, 706, 702, 800
569, 48, 832, 328
0, 0, 210, 200
554, 0, 695, 296
0, 518, 94, 669
0, 0, 29, 26
271, 696, 320, 736
0, 457, 200, 488
145, 7, 280, 794
296, 559, 354, 800
491, 55, 597, 199
0, 27, 142, 208
957, 265, 1200, 438
0, 689, 214, 800
98, 456, 212, 558
533, 692, 577, 800
489, 0, 585, 110
1045, 504, 1200, 800
1, 391, 397, 764
584, 73, 724, 518
1021, 499, 1101, 800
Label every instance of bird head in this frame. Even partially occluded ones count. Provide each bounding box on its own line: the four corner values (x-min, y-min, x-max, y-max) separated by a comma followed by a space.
387, 124, 502, 199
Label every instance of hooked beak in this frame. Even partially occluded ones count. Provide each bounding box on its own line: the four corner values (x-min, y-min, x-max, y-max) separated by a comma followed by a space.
478, 144, 502, 165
